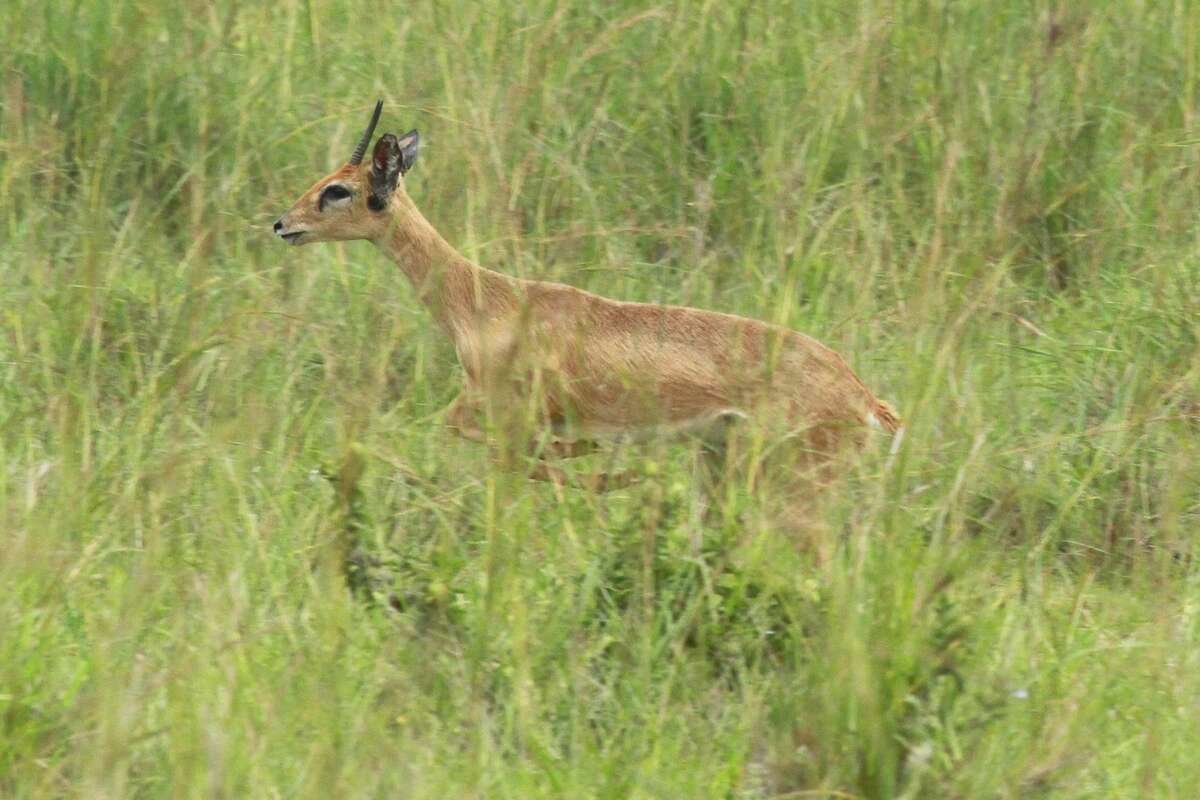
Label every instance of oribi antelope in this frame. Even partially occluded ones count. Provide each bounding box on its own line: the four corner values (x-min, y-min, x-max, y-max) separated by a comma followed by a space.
273, 101, 899, 493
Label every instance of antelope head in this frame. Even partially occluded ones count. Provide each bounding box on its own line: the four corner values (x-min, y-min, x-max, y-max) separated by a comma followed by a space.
273, 100, 420, 245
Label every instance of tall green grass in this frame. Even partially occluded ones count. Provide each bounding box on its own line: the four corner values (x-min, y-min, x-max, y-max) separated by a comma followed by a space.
2, 0, 1198, 796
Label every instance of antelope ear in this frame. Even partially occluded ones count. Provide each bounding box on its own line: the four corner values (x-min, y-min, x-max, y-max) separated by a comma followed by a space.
368, 134, 403, 210
395, 129, 419, 175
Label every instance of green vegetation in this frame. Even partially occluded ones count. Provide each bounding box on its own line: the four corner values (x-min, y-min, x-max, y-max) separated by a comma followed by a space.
2, 1, 1198, 796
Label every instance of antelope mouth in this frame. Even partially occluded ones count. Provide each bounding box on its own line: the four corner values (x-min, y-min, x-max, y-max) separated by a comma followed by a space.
279, 231, 305, 245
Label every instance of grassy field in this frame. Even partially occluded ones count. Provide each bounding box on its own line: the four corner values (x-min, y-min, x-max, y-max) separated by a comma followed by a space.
3, 0, 1199, 796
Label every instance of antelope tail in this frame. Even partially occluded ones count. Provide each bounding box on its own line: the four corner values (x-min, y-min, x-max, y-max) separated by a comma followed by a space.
867, 399, 902, 434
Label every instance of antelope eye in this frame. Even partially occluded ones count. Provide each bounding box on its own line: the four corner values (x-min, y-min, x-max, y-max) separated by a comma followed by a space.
319, 184, 351, 208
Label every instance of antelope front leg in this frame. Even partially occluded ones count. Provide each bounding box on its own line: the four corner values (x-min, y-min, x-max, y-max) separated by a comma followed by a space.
527, 434, 634, 492
442, 390, 628, 491
527, 460, 634, 492
444, 391, 490, 445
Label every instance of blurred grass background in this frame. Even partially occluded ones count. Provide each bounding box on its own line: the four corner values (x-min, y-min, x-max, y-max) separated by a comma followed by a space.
2, 0, 1199, 797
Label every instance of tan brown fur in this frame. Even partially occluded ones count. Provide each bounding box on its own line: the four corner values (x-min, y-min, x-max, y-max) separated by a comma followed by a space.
274, 115, 899, 498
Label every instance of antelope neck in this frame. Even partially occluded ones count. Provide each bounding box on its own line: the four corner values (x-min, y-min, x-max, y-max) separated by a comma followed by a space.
373, 191, 518, 336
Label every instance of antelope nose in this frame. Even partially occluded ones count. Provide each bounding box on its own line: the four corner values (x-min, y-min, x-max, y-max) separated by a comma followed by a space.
273, 218, 284, 233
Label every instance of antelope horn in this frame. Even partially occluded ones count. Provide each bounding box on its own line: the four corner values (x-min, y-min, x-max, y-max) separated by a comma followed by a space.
349, 100, 383, 165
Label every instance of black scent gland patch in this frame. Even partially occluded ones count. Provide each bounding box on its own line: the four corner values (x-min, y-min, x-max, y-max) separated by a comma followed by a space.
319, 184, 351, 211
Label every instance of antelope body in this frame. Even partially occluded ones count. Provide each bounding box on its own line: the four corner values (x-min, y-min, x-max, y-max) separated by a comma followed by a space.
274, 101, 899, 490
